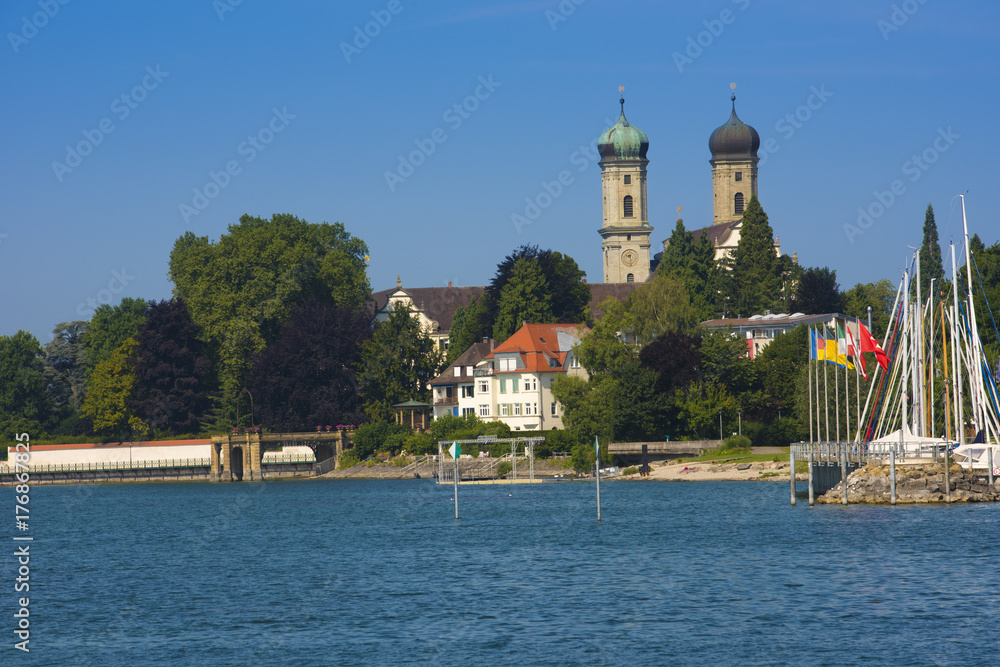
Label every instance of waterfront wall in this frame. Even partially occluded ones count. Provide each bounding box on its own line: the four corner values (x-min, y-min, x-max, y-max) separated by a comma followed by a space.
2, 440, 316, 469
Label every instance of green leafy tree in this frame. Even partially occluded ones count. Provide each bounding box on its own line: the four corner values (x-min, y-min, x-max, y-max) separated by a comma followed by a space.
844, 279, 897, 339
624, 272, 699, 344
168, 213, 370, 424
446, 294, 490, 364
357, 305, 442, 422
920, 203, 944, 298
492, 258, 556, 342
792, 267, 845, 314
83, 297, 148, 377
0, 331, 50, 439
729, 195, 783, 317
81, 338, 149, 439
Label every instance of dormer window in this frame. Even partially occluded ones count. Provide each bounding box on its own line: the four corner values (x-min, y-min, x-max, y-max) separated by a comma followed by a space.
623, 195, 634, 218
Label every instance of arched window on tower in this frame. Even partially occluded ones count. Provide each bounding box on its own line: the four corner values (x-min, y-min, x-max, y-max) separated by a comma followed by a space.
734, 192, 745, 215
626, 273, 634, 283
623, 195, 634, 218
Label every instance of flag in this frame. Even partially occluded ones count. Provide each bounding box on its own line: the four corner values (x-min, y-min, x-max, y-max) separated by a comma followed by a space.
858, 321, 890, 372
846, 321, 867, 380
824, 325, 838, 365
835, 322, 855, 370
809, 327, 821, 360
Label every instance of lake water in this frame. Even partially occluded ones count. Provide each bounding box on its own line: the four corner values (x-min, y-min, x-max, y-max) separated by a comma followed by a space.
6, 478, 999, 666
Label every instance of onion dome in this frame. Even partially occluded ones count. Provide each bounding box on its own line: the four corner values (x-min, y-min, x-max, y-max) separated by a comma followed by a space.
599, 96, 649, 161
709, 94, 760, 160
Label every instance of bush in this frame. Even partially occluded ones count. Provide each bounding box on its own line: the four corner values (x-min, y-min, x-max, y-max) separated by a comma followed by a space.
337, 450, 360, 469
719, 434, 752, 454
352, 420, 412, 458
496, 461, 512, 477
622, 466, 639, 475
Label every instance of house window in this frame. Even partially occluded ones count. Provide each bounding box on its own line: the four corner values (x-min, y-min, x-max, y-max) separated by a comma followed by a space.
735, 172, 743, 182
499, 379, 506, 393
461, 386, 474, 398
551, 402, 557, 416
569, 355, 580, 369
500, 403, 511, 417
514, 403, 521, 416
623, 195, 634, 218
627, 273, 635, 283
466, 366, 473, 376
626, 235, 631, 241
478, 381, 488, 393
454, 367, 461, 377
479, 404, 489, 417
734, 192, 745, 215
624, 175, 631, 184
463, 407, 475, 416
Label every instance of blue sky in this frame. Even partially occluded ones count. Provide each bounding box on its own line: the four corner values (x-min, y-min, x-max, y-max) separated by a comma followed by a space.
3, 0, 998, 342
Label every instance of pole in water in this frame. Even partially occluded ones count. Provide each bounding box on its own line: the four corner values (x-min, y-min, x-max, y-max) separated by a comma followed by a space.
790, 448, 797, 506
989, 447, 994, 487
890, 449, 897, 505
944, 445, 951, 504
595, 435, 602, 522
841, 443, 849, 505
808, 450, 815, 506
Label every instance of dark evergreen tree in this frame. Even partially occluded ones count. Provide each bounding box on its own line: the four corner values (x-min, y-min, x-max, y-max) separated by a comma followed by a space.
446, 294, 490, 364
919, 203, 944, 298
658, 218, 721, 320
492, 258, 555, 342
729, 195, 783, 317
792, 267, 845, 314
249, 299, 369, 432
0, 330, 50, 439
485, 245, 590, 326
43, 321, 89, 413
130, 298, 213, 434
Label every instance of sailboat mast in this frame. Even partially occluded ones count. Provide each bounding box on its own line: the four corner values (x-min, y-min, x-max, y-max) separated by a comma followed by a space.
951, 243, 965, 446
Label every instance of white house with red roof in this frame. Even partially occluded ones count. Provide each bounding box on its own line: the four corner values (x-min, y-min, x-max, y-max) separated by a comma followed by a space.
475, 323, 590, 431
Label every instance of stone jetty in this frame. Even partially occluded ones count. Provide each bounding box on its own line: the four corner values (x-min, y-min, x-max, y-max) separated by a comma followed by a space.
819, 462, 1000, 504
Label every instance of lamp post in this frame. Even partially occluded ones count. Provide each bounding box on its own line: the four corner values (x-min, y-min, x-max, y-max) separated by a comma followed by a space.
867, 305, 872, 334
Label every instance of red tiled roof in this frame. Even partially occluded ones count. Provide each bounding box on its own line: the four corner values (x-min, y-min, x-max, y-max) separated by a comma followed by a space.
485, 323, 589, 373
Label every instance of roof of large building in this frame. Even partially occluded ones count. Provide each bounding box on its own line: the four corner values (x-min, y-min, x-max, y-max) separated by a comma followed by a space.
598, 97, 649, 161
690, 220, 739, 247
485, 323, 589, 373
701, 312, 853, 331
429, 340, 494, 387
709, 94, 760, 161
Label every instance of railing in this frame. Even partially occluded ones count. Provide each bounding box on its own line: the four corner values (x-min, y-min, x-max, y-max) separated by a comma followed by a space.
261, 453, 315, 465
314, 455, 338, 476
433, 397, 458, 406
474, 368, 494, 377
0, 458, 212, 474
790, 440, 950, 465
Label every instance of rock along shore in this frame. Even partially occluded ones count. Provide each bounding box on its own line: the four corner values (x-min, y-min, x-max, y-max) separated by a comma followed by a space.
819, 462, 1000, 504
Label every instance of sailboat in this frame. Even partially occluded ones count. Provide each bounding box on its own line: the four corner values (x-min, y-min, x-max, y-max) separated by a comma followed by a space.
856, 195, 1000, 471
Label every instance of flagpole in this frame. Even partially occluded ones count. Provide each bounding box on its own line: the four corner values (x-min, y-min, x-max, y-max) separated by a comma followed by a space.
823, 326, 831, 443
835, 332, 841, 444
815, 326, 823, 443
809, 328, 814, 444
594, 435, 602, 522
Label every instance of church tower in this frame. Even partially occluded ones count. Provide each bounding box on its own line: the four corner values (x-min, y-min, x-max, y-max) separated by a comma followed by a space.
709, 88, 760, 226
598, 90, 652, 284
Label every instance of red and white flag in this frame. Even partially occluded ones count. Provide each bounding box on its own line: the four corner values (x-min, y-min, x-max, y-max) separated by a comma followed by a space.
858, 321, 890, 372
846, 322, 866, 380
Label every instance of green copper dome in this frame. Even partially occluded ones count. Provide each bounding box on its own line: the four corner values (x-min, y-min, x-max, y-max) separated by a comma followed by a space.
599, 97, 649, 161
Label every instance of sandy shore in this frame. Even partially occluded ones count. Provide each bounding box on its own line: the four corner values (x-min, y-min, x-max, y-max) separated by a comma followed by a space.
627, 459, 807, 482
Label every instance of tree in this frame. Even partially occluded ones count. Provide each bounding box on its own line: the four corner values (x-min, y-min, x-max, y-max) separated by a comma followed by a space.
792, 267, 845, 314
844, 279, 897, 340
83, 298, 148, 377
658, 218, 721, 320
43, 321, 89, 413
80, 338, 149, 439
485, 245, 590, 326
357, 305, 442, 422
446, 294, 490, 364
168, 213, 370, 424
920, 203, 944, 298
492, 258, 556, 342
729, 195, 783, 317
130, 298, 212, 434
248, 299, 369, 432
624, 272, 699, 344
0, 331, 50, 439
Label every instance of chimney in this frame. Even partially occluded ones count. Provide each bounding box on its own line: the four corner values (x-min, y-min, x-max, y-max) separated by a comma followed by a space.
448, 281, 452, 288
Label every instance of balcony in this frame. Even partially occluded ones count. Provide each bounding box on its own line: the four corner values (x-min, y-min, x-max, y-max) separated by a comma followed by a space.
434, 397, 458, 407
474, 367, 494, 377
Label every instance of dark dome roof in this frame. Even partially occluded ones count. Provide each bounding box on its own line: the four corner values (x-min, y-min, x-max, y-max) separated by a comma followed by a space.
599, 98, 649, 161
709, 95, 759, 161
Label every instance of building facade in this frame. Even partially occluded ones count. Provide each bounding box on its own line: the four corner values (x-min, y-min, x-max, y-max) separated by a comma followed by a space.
429, 340, 494, 420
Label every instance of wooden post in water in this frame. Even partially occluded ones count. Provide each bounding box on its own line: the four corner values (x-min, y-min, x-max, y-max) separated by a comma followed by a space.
808, 450, 814, 506
890, 449, 896, 505
454, 457, 459, 520
790, 448, 796, 506
841, 443, 848, 505
989, 448, 994, 487
944, 446, 951, 504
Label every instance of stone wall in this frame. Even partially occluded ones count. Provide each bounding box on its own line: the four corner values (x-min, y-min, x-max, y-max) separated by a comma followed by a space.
819, 462, 1000, 504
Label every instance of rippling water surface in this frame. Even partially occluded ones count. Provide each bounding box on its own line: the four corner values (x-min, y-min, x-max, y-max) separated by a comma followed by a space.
7, 478, 999, 666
